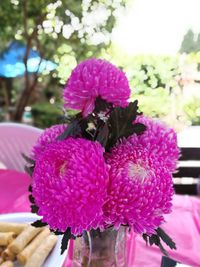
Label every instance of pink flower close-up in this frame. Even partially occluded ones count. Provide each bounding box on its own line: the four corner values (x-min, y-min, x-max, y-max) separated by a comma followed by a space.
32, 137, 109, 235
129, 115, 180, 173
104, 139, 174, 234
32, 124, 66, 159
63, 58, 131, 117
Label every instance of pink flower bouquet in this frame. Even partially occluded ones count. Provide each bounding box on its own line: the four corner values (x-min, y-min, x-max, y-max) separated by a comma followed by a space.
25, 58, 180, 256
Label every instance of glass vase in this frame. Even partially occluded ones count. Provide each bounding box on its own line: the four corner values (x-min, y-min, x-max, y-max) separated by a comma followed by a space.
72, 227, 127, 267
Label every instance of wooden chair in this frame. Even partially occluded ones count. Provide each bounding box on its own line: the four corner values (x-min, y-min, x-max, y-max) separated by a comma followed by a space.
174, 127, 200, 195
0, 123, 42, 172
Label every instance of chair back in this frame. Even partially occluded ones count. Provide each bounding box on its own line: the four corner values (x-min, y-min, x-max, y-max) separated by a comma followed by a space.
0, 123, 42, 172
174, 126, 200, 195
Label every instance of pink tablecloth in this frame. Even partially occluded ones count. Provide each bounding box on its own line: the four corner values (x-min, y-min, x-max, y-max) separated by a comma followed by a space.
0, 169, 200, 267
0, 169, 30, 213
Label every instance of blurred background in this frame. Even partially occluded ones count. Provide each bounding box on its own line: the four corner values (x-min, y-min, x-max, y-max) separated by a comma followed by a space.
0, 0, 200, 130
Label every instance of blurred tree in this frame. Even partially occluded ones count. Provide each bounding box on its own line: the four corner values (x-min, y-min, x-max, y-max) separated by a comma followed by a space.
180, 29, 200, 53
102, 47, 181, 94
0, 0, 127, 121
184, 98, 200, 125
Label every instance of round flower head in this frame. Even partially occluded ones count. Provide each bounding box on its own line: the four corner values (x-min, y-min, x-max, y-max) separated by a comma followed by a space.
32, 124, 66, 159
104, 140, 174, 234
63, 58, 131, 117
32, 138, 109, 235
129, 116, 180, 173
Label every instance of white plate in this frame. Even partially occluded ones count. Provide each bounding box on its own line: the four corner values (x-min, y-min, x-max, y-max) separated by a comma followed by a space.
0, 212, 68, 267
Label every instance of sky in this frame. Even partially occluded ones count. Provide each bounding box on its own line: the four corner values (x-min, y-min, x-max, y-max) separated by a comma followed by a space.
112, 0, 200, 55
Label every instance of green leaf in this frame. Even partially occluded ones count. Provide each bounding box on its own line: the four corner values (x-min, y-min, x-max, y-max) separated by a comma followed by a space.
79, 115, 96, 141
31, 204, 39, 214
50, 229, 64, 235
106, 101, 146, 149
21, 153, 35, 165
149, 234, 160, 246
142, 228, 176, 257
56, 120, 81, 140
94, 97, 112, 113
25, 165, 34, 177
31, 220, 47, 228
61, 228, 76, 254
156, 227, 176, 250
148, 234, 169, 256
29, 194, 35, 204
142, 233, 148, 245
28, 185, 32, 193
131, 123, 146, 135
158, 243, 168, 257
96, 122, 109, 147
61, 233, 69, 255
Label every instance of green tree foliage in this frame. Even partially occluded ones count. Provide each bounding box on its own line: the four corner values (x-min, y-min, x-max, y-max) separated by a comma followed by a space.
101, 46, 200, 127
180, 29, 200, 54
184, 98, 200, 125
102, 47, 181, 94
0, 0, 127, 121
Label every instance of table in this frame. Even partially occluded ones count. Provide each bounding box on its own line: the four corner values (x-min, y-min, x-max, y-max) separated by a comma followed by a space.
1, 169, 200, 267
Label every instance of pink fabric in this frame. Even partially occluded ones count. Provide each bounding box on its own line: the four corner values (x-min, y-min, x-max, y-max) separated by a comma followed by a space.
64, 196, 200, 267
0, 170, 200, 266
133, 195, 200, 267
0, 169, 30, 213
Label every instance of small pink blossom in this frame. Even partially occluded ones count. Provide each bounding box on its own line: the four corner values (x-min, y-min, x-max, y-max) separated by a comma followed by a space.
63, 58, 131, 117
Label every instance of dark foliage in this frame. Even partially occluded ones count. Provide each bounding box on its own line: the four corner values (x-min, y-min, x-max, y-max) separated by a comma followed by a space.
21, 153, 35, 165
96, 122, 109, 147
61, 228, 76, 254
57, 119, 82, 140
50, 229, 64, 235
106, 101, 146, 149
31, 219, 47, 227
22, 153, 35, 177
24, 165, 34, 177
30, 204, 39, 214
27, 97, 177, 256
28, 194, 35, 204
142, 227, 176, 256
94, 97, 113, 113
28, 185, 32, 192
156, 227, 176, 250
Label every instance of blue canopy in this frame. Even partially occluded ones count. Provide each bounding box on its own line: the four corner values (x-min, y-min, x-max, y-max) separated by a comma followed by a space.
0, 41, 57, 78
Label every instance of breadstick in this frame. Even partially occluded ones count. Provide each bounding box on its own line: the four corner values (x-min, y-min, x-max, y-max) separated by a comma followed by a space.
0, 247, 5, 256
24, 234, 58, 267
0, 261, 14, 267
0, 233, 16, 246
17, 228, 50, 264
9, 225, 42, 254
1, 248, 15, 261
0, 223, 27, 235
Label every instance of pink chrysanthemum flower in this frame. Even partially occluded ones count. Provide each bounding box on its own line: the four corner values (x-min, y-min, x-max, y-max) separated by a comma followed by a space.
32, 138, 109, 236
129, 116, 180, 173
63, 58, 131, 117
32, 124, 66, 159
104, 140, 174, 234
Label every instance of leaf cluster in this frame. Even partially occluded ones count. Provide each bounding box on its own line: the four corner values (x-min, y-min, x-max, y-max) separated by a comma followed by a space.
142, 227, 176, 256
57, 98, 146, 152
